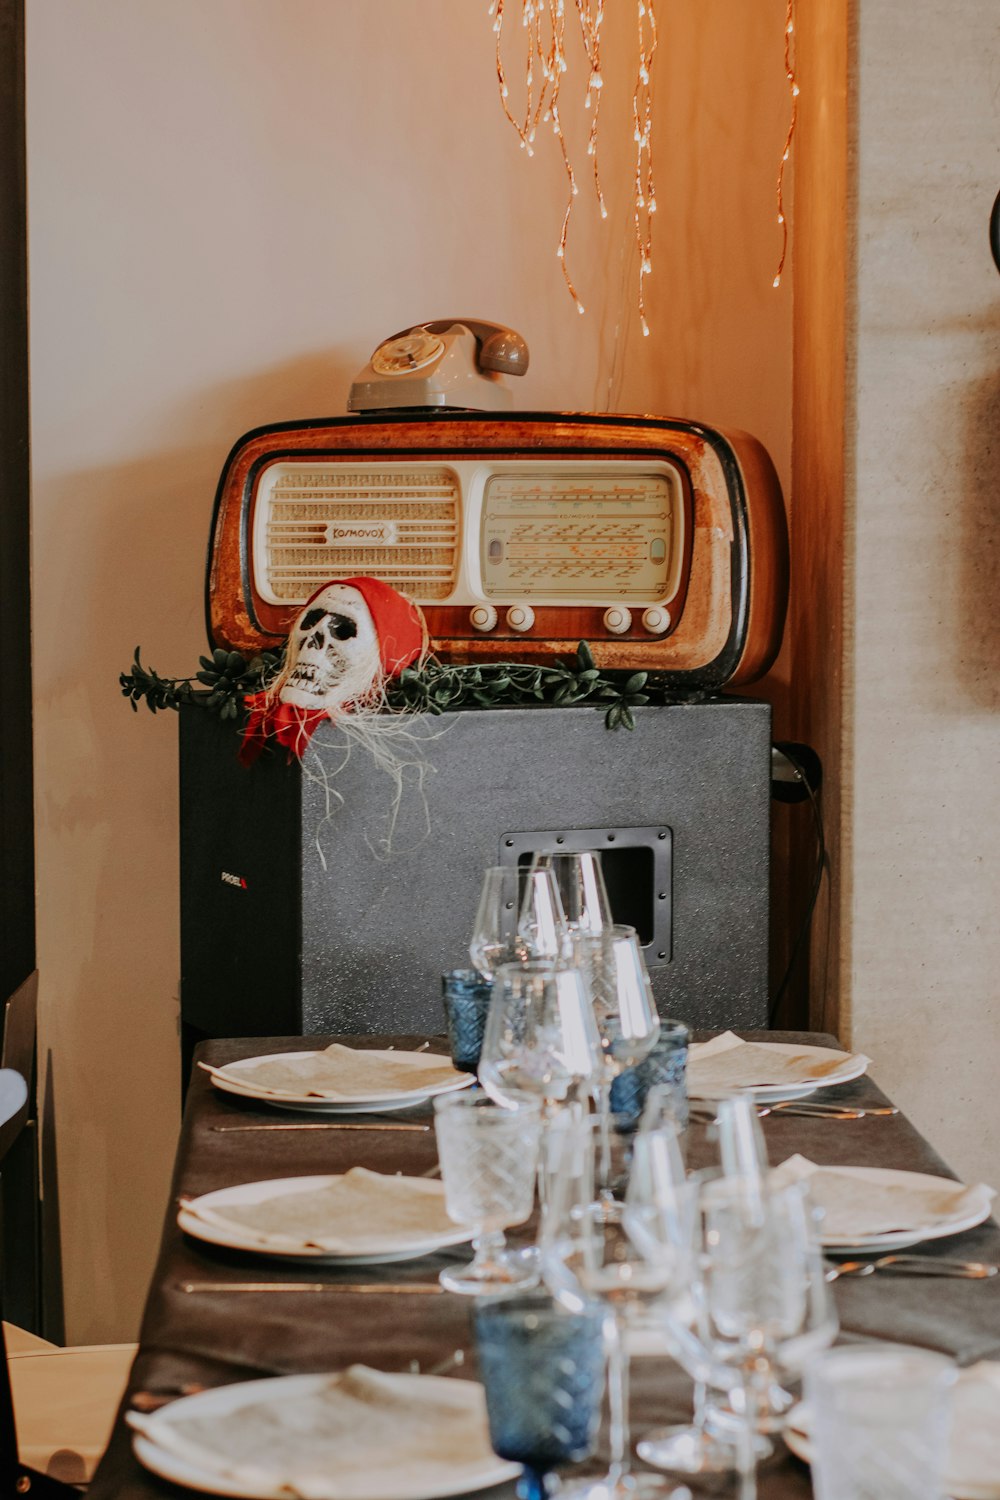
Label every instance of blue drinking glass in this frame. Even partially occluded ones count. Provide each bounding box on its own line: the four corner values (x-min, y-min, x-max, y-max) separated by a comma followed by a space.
474, 1292, 606, 1500
610, 1017, 690, 1130
441, 969, 493, 1074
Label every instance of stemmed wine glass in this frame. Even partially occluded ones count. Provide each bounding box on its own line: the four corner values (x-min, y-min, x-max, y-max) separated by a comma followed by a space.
469, 866, 567, 979
541, 1114, 694, 1500
479, 961, 603, 1111
433, 1090, 543, 1295
474, 1291, 607, 1500
530, 850, 613, 938
636, 1091, 772, 1480
647, 1171, 836, 1500
573, 925, 660, 1205
695, 1174, 837, 1499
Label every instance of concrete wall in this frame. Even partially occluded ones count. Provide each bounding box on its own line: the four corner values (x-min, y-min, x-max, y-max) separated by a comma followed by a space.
845, 0, 1000, 1187
26, 1, 792, 1340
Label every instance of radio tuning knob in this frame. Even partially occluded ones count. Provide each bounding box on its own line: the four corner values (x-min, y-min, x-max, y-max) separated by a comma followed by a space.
505, 604, 535, 633
641, 606, 671, 635
603, 606, 632, 636
469, 604, 498, 632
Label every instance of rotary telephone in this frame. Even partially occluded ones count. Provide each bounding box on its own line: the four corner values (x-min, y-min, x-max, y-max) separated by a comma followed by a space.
347, 319, 529, 413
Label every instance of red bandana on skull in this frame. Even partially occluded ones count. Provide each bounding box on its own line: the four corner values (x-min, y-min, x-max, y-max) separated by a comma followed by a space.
239, 577, 427, 766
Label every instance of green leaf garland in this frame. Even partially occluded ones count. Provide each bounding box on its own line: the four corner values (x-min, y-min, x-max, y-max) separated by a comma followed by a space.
119, 640, 691, 740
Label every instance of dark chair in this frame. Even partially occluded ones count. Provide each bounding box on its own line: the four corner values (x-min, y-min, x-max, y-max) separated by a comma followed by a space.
1, 971, 42, 1333
0, 1064, 78, 1495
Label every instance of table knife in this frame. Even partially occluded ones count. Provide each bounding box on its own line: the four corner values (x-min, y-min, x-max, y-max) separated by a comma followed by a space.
769, 1102, 898, 1119
210, 1122, 432, 1133
177, 1280, 445, 1295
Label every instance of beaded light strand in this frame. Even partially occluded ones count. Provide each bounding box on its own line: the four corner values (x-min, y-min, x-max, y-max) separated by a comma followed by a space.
773, 0, 798, 289
488, 0, 658, 327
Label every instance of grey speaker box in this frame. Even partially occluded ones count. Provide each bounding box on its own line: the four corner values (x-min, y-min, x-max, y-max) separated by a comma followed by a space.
179, 698, 771, 1058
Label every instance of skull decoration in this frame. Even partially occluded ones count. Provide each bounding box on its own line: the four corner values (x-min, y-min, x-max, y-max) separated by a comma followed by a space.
239, 576, 427, 765
279, 583, 381, 711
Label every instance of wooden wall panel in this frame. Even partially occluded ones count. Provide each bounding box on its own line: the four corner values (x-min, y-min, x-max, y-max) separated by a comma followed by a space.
782, 0, 851, 1034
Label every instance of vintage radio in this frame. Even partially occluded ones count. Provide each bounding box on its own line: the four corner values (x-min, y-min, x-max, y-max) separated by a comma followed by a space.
207, 334, 788, 687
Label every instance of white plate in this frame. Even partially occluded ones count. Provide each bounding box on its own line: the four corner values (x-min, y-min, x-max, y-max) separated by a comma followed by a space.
208, 1050, 474, 1114
803, 1166, 995, 1253
130, 1372, 520, 1500
785, 1395, 1000, 1500
178, 1174, 474, 1264
687, 1039, 868, 1103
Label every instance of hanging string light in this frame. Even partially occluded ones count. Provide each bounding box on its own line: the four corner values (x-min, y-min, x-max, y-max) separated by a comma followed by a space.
488, 0, 658, 330
773, 0, 798, 289
632, 0, 657, 336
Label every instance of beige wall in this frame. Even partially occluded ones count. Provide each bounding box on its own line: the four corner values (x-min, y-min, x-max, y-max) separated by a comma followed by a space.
27, 1, 792, 1340
844, 0, 1000, 1187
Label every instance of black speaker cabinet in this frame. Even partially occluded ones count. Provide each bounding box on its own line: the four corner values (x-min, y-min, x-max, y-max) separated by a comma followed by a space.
179, 699, 771, 1064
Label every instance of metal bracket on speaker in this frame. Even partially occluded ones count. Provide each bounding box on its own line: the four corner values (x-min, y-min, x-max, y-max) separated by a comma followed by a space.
498, 825, 673, 965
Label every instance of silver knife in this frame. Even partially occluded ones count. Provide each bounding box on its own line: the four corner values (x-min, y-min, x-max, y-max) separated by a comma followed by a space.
210, 1122, 431, 1133
178, 1280, 445, 1295
770, 1102, 898, 1119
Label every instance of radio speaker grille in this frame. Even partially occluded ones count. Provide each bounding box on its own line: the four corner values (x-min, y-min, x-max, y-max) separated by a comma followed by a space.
258, 464, 460, 603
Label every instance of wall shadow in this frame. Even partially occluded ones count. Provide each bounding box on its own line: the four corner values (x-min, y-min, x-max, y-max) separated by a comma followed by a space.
955, 367, 1000, 711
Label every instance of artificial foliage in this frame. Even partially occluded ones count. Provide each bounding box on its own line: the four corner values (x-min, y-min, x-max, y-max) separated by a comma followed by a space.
120, 641, 686, 735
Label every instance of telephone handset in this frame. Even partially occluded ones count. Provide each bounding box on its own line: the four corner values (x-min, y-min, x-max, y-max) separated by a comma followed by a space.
347, 319, 529, 413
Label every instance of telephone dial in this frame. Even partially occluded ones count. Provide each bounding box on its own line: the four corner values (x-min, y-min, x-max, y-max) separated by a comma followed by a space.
348, 319, 529, 413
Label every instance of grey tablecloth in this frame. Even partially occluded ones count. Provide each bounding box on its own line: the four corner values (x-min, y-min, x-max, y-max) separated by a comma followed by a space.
88, 1033, 1000, 1498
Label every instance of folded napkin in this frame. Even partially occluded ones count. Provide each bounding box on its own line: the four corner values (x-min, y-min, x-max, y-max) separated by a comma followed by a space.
948, 1361, 1000, 1499
130, 1366, 509, 1500
209, 1045, 470, 1101
772, 1155, 995, 1240
180, 1168, 458, 1254
687, 1032, 867, 1095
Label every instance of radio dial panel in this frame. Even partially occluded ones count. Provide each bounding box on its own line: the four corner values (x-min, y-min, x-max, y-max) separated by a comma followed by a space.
250, 458, 685, 616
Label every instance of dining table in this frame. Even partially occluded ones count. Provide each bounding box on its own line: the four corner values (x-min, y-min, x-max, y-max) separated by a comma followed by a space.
88, 1031, 1000, 1499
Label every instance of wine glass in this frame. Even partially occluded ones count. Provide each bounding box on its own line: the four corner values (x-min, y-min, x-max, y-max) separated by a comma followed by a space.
530, 850, 612, 938
469, 866, 567, 979
433, 1090, 542, 1295
479, 961, 603, 1111
573, 926, 660, 1205
636, 1092, 771, 1479
541, 1114, 694, 1500
474, 1290, 607, 1500
686, 1175, 837, 1500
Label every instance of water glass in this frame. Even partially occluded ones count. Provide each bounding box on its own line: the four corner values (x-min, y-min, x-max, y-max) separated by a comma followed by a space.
610, 1019, 690, 1129
474, 1291, 607, 1500
441, 969, 492, 1073
433, 1090, 542, 1295
805, 1344, 956, 1500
